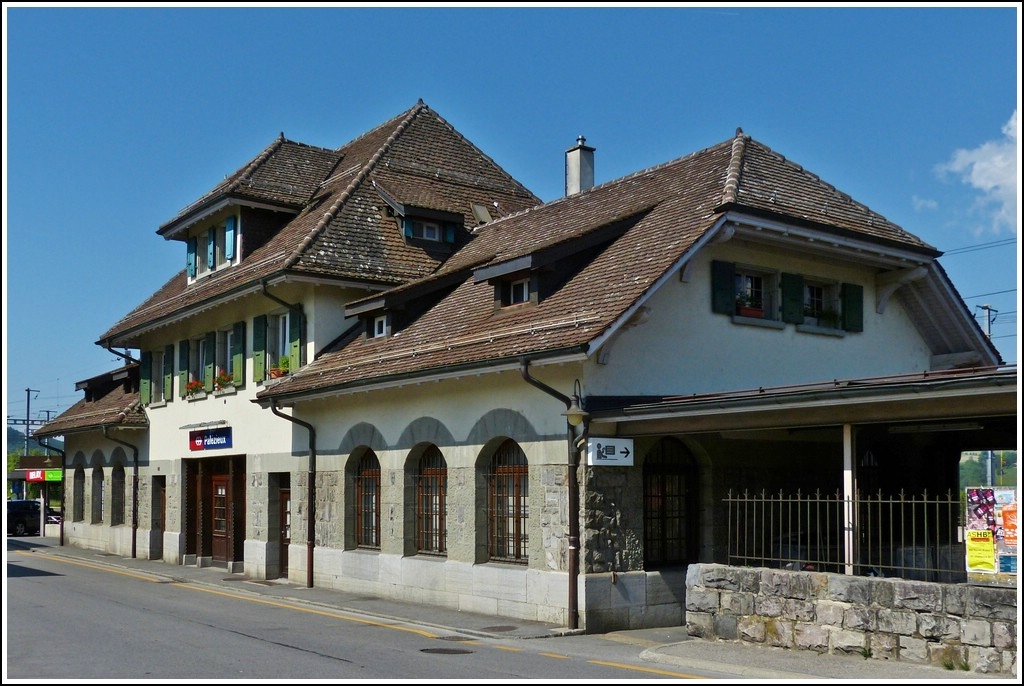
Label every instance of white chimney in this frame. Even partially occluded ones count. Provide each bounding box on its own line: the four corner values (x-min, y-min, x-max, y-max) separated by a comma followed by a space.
565, 135, 595, 196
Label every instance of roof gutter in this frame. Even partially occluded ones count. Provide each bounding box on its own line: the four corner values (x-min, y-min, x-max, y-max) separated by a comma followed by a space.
258, 347, 589, 408
101, 426, 139, 560
36, 439, 66, 547
105, 346, 138, 365
269, 399, 317, 588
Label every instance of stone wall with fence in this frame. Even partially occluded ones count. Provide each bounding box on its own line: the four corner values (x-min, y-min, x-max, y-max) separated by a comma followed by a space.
685, 563, 1016, 676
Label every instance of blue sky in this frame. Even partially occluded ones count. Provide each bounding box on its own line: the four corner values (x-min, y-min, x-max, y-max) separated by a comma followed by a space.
3, 3, 1020, 427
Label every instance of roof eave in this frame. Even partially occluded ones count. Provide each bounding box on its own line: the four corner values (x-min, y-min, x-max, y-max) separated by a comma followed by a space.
254, 347, 589, 408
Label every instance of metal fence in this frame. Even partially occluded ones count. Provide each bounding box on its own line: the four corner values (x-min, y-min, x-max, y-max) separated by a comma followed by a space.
725, 488, 967, 582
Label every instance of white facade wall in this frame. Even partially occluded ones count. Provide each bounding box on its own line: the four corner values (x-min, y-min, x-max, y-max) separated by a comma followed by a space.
586, 243, 931, 396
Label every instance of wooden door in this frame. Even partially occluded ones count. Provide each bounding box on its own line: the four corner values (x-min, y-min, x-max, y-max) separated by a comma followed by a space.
279, 488, 291, 577
212, 475, 230, 562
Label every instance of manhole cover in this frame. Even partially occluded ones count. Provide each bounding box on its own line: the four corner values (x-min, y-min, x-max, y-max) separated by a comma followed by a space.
437, 636, 475, 642
420, 648, 474, 655
480, 625, 518, 633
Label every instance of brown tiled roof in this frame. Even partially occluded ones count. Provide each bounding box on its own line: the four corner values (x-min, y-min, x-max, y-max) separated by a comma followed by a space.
260, 130, 945, 401
34, 365, 147, 437
99, 101, 541, 345
158, 137, 344, 236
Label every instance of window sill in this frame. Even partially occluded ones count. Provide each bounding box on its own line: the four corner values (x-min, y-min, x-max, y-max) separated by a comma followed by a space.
796, 324, 846, 337
148, 400, 167, 409
731, 315, 786, 330
213, 386, 237, 397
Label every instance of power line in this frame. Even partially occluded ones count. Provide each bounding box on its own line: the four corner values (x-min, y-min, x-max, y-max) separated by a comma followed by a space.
963, 289, 1016, 300
942, 238, 1018, 256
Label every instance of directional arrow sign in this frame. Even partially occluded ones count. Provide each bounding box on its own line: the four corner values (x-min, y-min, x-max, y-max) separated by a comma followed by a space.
586, 437, 634, 466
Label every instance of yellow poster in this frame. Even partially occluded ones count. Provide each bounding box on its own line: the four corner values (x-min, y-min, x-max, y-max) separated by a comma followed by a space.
966, 528, 995, 573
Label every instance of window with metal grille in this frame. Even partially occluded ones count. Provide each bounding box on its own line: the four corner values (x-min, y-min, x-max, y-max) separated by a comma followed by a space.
91, 467, 105, 524
356, 452, 381, 549
643, 438, 699, 568
416, 446, 447, 555
111, 466, 125, 526
487, 440, 529, 563
73, 466, 85, 522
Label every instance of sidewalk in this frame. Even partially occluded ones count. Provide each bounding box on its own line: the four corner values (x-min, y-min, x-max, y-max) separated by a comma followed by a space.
8, 536, 1015, 681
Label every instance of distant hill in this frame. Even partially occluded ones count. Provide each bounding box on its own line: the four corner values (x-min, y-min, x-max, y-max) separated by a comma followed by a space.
7, 426, 63, 455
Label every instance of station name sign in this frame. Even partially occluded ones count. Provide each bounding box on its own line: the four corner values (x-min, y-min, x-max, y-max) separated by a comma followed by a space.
189, 427, 233, 451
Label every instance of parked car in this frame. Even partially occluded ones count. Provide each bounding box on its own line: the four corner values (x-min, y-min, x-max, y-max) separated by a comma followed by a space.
7, 499, 42, 536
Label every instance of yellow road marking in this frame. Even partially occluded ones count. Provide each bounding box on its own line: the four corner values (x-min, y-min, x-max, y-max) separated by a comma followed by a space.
588, 659, 704, 678
19, 550, 438, 639
17, 550, 164, 582
19, 549, 706, 678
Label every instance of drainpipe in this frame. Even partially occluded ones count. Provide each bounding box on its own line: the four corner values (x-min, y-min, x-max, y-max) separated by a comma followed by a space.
261, 280, 305, 368
38, 440, 65, 547
269, 399, 317, 588
102, 427, 139, 560
519, 359, 582, 631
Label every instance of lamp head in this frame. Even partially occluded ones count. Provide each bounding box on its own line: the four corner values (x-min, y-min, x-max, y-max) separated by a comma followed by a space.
562, 394, 588, 427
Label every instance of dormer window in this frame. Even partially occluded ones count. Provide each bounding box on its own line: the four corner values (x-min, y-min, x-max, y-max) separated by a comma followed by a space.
363, 312, 391, 339
411, 220, 440, 241
497, 276, 535, 309
402, 217, 456, 244
187, 215, 238, 281
509, 278, 530, 305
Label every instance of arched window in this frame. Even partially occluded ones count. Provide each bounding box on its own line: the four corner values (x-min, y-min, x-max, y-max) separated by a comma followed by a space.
487, 440, 529, 564
416, 446, 447, 555
73, 466, 85, 522
111, 466, 126, 526
91, 467, 105, 524
355, 451, 381, 549
643, 438, 699, 568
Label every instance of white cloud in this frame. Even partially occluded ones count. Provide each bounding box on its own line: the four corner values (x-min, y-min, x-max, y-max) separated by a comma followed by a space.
936, 109, 1018, 235
912, 195, 938, 212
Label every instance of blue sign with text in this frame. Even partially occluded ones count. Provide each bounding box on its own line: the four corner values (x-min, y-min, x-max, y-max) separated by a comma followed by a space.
189, 427, 232, 451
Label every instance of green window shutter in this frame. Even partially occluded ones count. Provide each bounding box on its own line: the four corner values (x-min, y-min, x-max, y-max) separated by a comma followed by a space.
186, 238, 197, 277
139, 351, 152, 406
178, 339, 190, 398
207, 228, 215, 269
780, 273, 804, 324
163, 344, 175, 400
841, 283, 864, 332
232, 321, 245, 387
253, 314, 267, 382
224, 216, 236, 260
710, 260, 736, 314
289, 309, 302, 369
403, 218, 413, 238
204, 331, 216, 391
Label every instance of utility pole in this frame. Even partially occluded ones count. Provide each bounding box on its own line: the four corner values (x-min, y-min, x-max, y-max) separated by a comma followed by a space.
976, 304, 998, 339
25, 388, 38, 459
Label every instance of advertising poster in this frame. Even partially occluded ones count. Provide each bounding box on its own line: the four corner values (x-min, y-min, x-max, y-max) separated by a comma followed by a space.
965, 486, 1017, 576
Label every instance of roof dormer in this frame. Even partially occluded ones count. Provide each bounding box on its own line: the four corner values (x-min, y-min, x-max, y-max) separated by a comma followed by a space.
186, 212, 240, 283
373, 180, 464, 247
